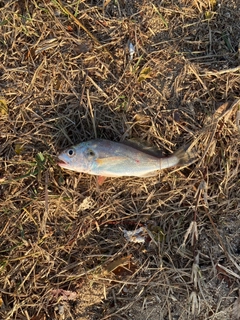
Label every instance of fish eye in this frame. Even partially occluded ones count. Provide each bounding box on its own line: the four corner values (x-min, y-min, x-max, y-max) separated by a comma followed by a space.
67, 148, 75, 157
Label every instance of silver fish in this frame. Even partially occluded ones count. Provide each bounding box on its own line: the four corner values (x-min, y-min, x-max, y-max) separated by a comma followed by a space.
57, 139, 194, 177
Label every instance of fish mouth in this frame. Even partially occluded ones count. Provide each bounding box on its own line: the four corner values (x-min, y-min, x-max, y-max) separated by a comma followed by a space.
57, 158, 68, 167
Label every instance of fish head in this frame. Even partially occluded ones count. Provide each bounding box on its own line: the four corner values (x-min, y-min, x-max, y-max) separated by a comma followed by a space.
57, 142, 98, 173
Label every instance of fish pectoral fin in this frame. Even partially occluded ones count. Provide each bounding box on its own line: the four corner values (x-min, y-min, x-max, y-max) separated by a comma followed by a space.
96, 156, 125, 166
137, 171, 159, 177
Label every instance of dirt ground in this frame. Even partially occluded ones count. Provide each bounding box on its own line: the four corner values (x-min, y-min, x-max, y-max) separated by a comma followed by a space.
0, 0, 240, 319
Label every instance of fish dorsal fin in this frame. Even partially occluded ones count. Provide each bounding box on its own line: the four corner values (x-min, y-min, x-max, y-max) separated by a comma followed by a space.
121, 138, 163, 157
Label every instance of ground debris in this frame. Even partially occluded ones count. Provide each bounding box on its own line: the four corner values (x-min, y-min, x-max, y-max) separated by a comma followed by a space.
122, 227, 146, 243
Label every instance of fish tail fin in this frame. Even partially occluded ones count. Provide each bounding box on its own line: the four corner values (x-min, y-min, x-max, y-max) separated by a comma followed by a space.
173, 143, 197, 167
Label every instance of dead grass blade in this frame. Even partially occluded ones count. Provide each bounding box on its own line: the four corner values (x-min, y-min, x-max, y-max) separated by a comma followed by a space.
53, 0, 114, 59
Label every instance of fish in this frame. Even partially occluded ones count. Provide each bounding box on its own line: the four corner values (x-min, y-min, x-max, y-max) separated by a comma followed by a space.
57, 139, 195, 177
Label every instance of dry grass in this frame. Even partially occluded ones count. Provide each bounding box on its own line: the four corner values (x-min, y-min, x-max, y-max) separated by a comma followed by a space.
0, 0, 240, 319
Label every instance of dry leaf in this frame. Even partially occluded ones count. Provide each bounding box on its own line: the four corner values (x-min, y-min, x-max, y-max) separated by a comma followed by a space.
205, 11, 214, 20
30, 313, 46, 320
15, 144, 24, 155
236, 110, 240, 131
105, 255, 132, 273
123, 227, 146, 243
103, 0, 111, 9
112, 261, 138, 278
232, 290, 240, 320
138, 67, 152, 82
133, 113, 151, 123
35, 38, 58, 55
51, 289, 77, 301
78, 197, 95, 211
213, 102, 231, 120
210, 0, 217, 10
213, 100, 239, 123
216, 264, 233, 286
66, 25, 74, 32
0, 97, 8, 115
104, 255, 138, 278
150, 225, 165, 242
